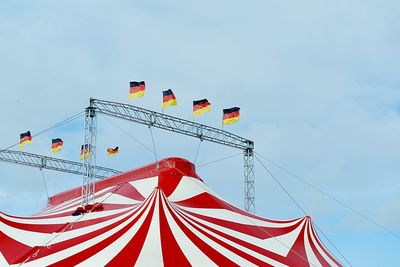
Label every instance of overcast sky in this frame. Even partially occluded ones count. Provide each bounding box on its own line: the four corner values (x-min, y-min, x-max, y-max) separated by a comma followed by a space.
1, 0, 399, 266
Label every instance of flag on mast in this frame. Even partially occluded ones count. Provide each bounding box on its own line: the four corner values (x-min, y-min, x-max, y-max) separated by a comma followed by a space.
193, 99, 211, 117
162, 89, 177, 109
19, 131, 32, 148
50, 138, 63, 154
223, 107, 240, 125
129, 81, 146, 99
107, 146, 119, 156
80, 144, 91, 160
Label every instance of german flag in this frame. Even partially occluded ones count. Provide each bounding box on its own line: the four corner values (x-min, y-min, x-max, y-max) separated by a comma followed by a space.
107, 146, 119, 156
19, 131, 32, 148
193, 99, 211, 117
50, 138, 63, 154
223, 107, 240, 126
80, 144, 91, 160
162, 89, 177, 109
129, 81, 146, 99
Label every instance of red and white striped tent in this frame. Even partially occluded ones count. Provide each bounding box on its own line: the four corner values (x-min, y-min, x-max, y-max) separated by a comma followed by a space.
1, 158, 342, 266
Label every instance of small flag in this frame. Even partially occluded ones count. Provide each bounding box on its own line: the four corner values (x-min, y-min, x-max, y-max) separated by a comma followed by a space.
162, 89, 177, 109
80, 144, 91, 160
50, 138, 63, 154
129, 81, 146, 99
193, 99, 211, 117
19, 131, 32, 148
107, 146, 119, 156
223, 107, 240, 126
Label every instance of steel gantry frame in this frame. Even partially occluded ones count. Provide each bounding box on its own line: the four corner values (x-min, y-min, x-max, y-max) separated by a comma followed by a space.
82, 98, 255, 213
81, 105, 98, 206
0, 149, 120, 178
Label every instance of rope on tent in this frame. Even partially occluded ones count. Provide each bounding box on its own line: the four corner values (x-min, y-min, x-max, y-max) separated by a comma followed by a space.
193, 139, 202, 164
254, 154, 353, 267
255, 152, 400, 241
40, 169, 49, 203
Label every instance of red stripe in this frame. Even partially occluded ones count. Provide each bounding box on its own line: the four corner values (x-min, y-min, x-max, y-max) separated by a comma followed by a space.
306, 220, 332, 267
0, 215, 70, 233
47, 192, 156, 266
105, 192, 157, 266
223, 111, 239, 119
163, 94, 176, 102
173, 206, 275, 267
159, 192, 191, 267
20, 136, 32, 143
176, 207, 303, 239
51, 142, 63, 149
165, 197, 239, 266
175, 208, 288, 264
25, 207, 139, 263
0, 231, 33, 264
284, 218, 310, 267
193, 102, 210, 111
309, 219, 343, 266
130, 85, 145, 94
113, 183, 145, 201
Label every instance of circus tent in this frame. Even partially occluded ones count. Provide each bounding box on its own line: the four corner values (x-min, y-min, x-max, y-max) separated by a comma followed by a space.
0, 157, 342, 266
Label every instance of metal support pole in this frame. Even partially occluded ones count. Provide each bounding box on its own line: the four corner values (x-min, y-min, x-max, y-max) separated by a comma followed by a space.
82, 100, 97, 206
244, 142, 255, 213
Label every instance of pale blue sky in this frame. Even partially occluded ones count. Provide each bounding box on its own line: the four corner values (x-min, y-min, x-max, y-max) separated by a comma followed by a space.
0, 1, 399, 265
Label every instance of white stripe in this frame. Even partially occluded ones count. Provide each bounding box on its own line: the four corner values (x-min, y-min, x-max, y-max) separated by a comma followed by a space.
22, 194, 154, 267
37, 187, 114, 216
175, 206, 288, 266
129, 177, 158, 198
0, 252, 10, 267
0, 221, 56, 247
178, 206, 300, 260
161, 195, 217, 266
304, 221, 322, 267
135, 192, 164, 266
177, 206, 302, 228
168, 176, 218, 201
76, 191, 157, 266
165, 198, 256, 267
308, 222, 340, 267
53, 206, 139, 243
100, 193, 141, 205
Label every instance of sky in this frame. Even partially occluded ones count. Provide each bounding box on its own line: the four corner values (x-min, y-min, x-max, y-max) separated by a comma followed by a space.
0, 0, 399, 265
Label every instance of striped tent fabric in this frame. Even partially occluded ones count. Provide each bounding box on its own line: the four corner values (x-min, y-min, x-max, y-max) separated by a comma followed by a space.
0, 158, 342, 267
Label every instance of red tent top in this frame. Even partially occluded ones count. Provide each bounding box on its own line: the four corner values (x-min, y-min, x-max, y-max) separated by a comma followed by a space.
0, 157, 342, 266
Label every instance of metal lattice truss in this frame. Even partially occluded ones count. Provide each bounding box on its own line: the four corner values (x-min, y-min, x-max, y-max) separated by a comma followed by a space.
0, 149, 120, 179
91, 99, 254, 151
82, 106, 98, 206
89, 98, 256, 213
244, 149, 255, 213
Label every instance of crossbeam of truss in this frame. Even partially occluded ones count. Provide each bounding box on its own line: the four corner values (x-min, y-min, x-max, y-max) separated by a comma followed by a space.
0, 149, 120, 179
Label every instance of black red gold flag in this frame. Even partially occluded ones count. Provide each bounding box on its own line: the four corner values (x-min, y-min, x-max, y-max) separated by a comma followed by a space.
162, 89, 177, 109
80, 144, 91, 160
19, 131, 32, 148
50, 138, 63, 154
223, 107, 240, 126
193, 99, 211, 117
107, 146, 119, 156
129, 81, 146, 99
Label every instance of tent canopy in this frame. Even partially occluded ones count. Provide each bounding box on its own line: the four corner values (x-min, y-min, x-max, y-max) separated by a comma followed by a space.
0, 157, 342, 266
